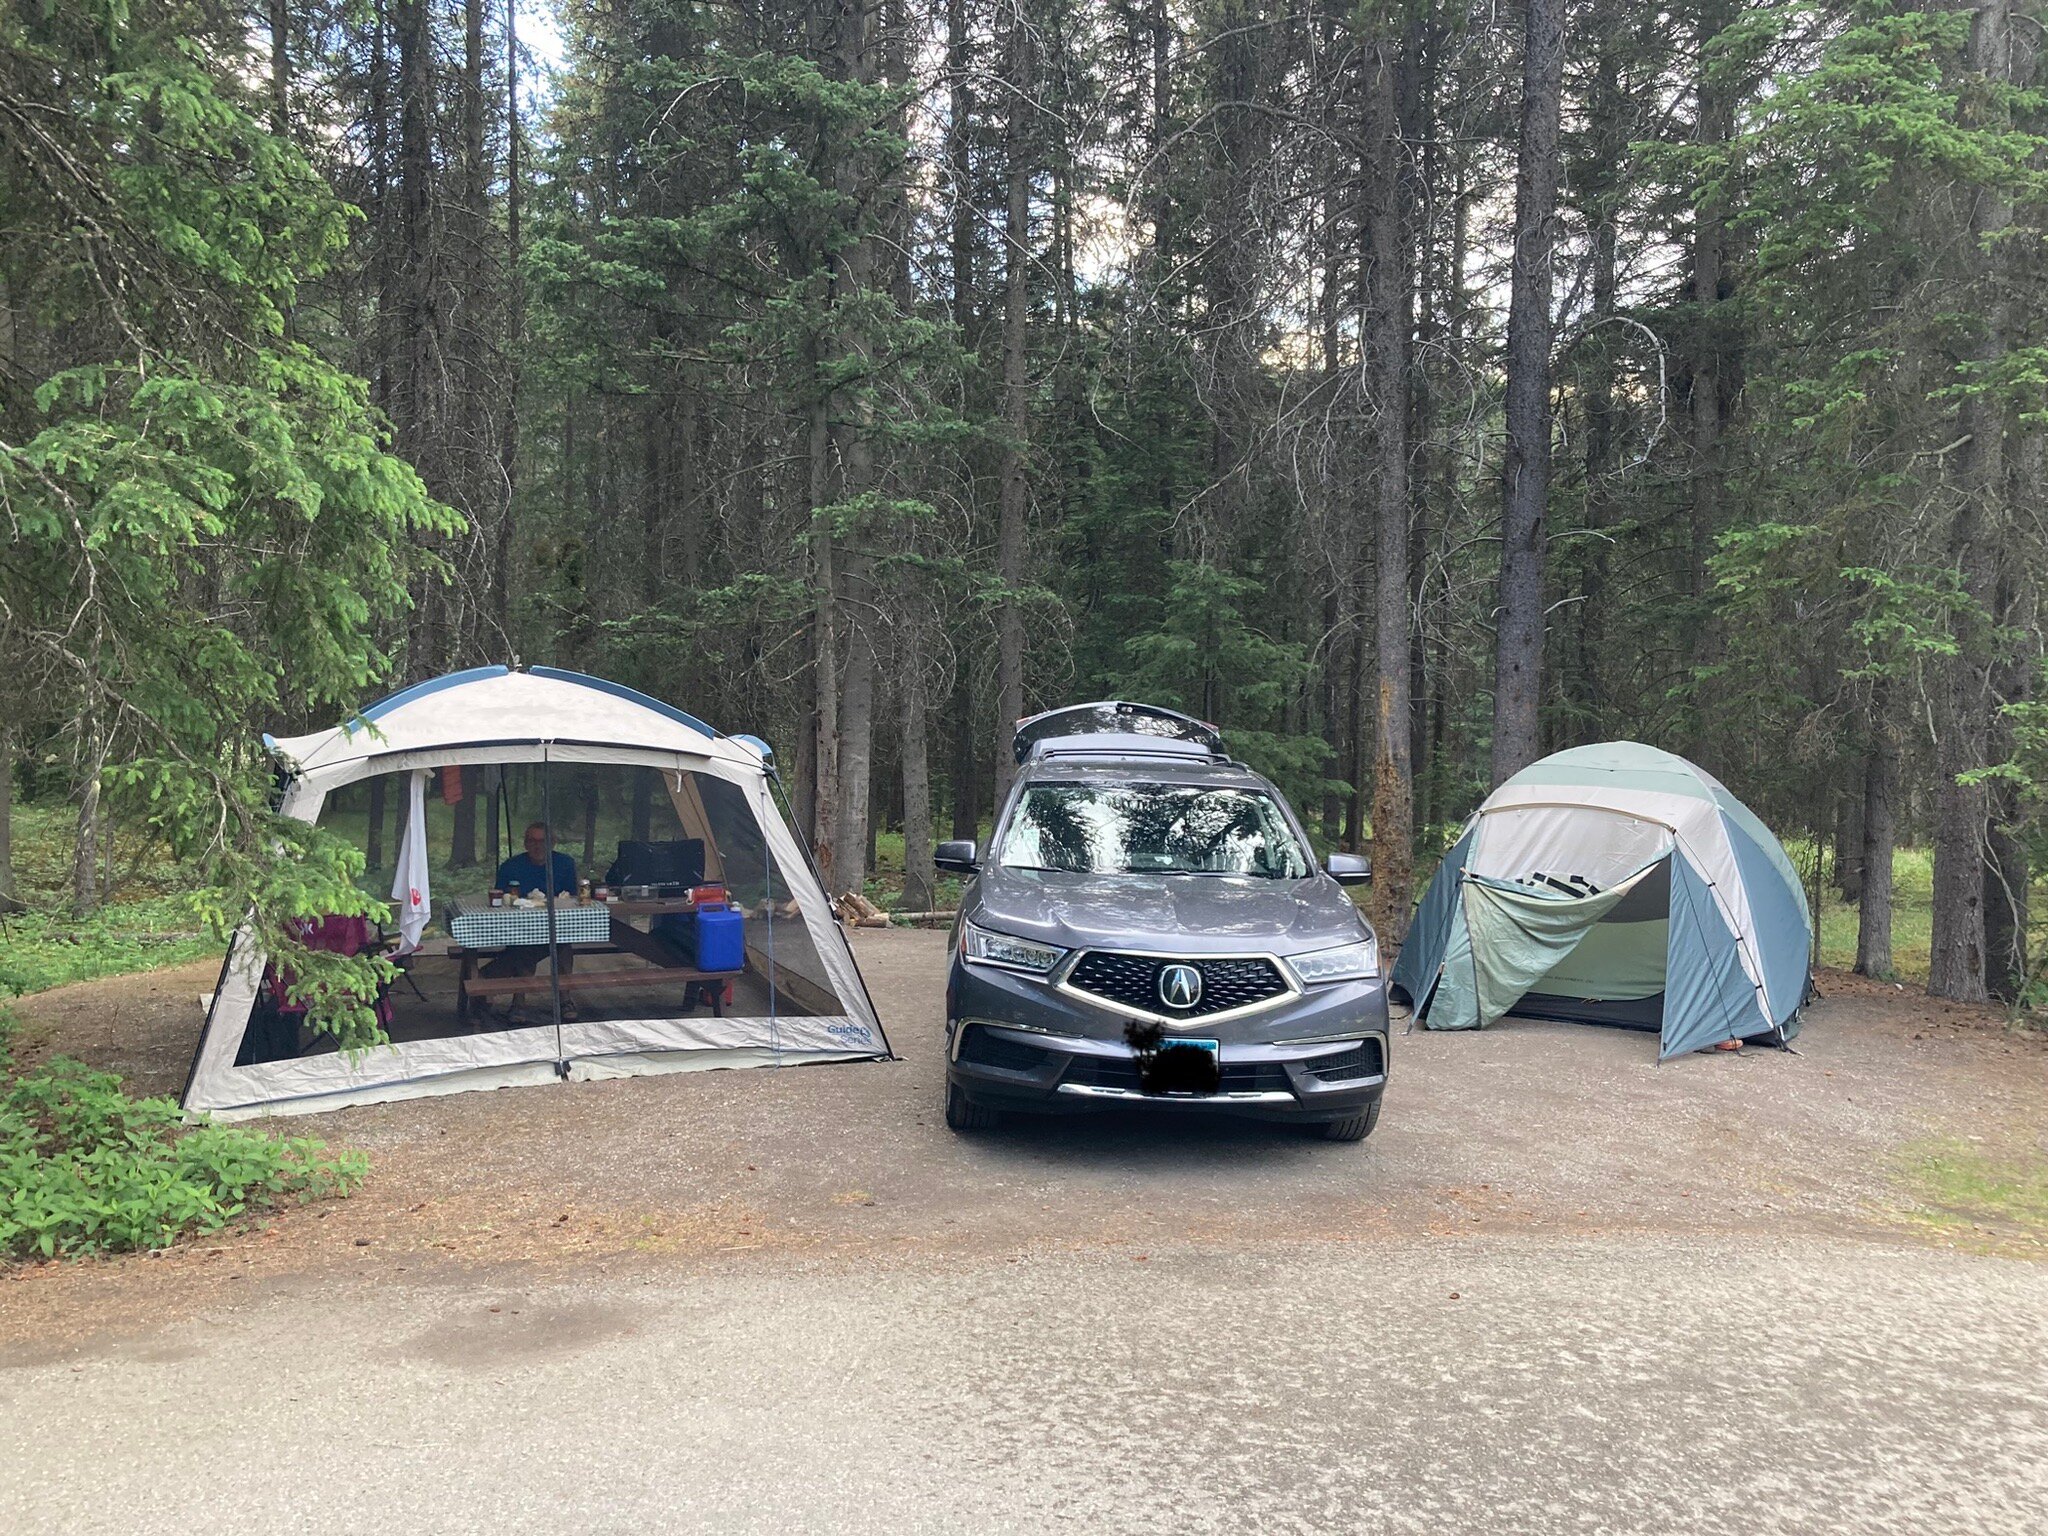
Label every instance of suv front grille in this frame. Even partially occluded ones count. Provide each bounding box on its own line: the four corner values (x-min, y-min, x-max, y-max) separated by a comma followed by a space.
1066, 952, 1290, 1019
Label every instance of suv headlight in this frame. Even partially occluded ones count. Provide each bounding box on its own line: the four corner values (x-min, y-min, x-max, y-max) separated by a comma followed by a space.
1288, 937, 1380, 986
961, 920, 1068, 975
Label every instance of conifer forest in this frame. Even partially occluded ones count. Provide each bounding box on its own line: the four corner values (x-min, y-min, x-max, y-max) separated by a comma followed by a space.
3, 0, 2045, 1006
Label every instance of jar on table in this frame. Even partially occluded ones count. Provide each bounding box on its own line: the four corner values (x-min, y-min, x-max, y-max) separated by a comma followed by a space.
488, 888, 506, 908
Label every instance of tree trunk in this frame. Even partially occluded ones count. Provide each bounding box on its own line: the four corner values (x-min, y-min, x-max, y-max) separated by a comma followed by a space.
1985, 565, 2030, 1001
1835, 777, 1865, 904
834, 571, 879, 890
72, 729, 104, 918
267, 0, 290, 136
1489, 0, 1564, 786
946, 0, 976, 333
496, 0, 524, 649
450, 775, 476, 868
367, 773, 388, 871
950, 668, 980, 841
0, 723, 17, 913
1854, 686, 1897, 978
808, 395, 841, 885
1364, 29, 1413, 941
1688, 0, 1735, 712
1929, 0, 2011, 1003
902, 623, 936, 913
991, 1, 1033, 821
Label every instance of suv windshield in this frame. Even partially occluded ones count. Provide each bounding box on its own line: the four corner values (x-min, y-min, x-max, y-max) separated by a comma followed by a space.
997, 782, 1311, 878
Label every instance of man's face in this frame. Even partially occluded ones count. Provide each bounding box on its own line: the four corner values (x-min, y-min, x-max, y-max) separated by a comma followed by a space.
524, 829, 548, 864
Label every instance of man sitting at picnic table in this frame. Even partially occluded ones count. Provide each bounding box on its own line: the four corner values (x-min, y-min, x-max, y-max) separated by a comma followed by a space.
481, 822, 580, 1022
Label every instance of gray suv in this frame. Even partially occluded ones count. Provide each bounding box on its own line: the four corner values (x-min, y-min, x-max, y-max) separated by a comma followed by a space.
940, 703, 1389, 1141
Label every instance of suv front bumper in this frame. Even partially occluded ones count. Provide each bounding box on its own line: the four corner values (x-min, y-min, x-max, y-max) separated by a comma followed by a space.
945, 957, 1389, 1124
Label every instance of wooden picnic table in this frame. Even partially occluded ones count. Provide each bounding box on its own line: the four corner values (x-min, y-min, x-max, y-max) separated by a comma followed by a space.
443, 897, 741, 1025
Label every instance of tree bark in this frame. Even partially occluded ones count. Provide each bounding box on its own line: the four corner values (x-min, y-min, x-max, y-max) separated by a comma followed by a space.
1364, 28, 1413, 941
991, 0, 1033, 819
1489, 0, 1565, 786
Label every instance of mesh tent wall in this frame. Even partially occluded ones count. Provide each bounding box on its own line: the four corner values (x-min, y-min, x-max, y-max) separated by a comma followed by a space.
1388, 742, 1810, 1059
183, 667, 891, 1119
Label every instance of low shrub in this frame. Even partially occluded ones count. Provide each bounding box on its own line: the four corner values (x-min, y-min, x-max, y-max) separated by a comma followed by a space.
0, 1036, 367, 1260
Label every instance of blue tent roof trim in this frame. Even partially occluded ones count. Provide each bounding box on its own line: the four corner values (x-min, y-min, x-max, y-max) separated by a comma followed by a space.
358, 665, 511, 723
527, 666, 722, 740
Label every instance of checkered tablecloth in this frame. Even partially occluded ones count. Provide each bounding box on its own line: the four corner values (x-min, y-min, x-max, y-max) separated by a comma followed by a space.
446, 899, 612, 949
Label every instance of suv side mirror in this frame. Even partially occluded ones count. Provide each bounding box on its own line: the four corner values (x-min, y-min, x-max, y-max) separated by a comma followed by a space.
1325, 852, 1371, 886
935, 839, 979, 874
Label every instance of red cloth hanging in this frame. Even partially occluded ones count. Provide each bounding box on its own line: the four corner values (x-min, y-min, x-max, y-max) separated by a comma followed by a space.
441, 764, 463, 804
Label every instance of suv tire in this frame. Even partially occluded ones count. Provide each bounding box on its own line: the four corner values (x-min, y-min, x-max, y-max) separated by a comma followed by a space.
1317, 1099, 1381, 1143
945, 1081, 1002, 1132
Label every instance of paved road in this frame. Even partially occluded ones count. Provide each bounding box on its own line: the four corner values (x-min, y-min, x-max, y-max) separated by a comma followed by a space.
6, 1234, 2046, 1534
6, 931, 2048, 1533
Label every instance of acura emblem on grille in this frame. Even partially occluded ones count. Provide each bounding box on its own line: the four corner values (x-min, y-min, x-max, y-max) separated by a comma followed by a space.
1157, 963, 1203, 1010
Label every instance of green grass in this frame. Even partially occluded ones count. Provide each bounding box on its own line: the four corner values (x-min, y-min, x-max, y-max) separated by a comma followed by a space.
0, 898, 223, 999
1806, 843, 1938, 982
2, 804, 224, 998
1896, 1136, 2048, 1246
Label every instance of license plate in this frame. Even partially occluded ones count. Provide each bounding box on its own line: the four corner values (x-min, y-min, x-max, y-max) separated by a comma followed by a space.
1142, 1037, 1221, 1095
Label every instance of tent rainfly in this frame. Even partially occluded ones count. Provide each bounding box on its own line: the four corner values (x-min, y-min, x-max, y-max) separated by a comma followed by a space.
1389, 742, 1811, 1059
184, 666, 891, 1119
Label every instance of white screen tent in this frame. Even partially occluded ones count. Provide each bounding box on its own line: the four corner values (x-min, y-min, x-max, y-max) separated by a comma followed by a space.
184, 667, 891, 1119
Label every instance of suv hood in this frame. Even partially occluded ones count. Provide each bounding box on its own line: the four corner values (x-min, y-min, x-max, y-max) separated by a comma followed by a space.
969, 864, 1371, 957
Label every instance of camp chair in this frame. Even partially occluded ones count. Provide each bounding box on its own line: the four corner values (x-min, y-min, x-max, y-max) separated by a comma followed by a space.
244, 915, 396, 1062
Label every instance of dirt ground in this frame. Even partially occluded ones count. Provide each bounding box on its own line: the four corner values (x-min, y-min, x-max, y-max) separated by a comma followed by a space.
4, 930, 2045, 1353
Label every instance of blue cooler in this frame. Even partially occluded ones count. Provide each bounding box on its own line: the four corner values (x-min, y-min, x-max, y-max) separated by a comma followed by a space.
693, 905, 745, 972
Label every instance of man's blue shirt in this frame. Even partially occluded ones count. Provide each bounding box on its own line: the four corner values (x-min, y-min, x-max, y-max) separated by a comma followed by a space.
496, 850, 577, 895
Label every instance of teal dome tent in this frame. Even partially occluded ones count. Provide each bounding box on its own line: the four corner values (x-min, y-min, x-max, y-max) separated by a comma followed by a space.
1390, 742, 1811, 1059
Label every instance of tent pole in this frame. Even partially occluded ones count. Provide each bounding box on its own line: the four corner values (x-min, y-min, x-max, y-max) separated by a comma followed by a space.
540, 748, 565, 1071
762, 778, 778, 1057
